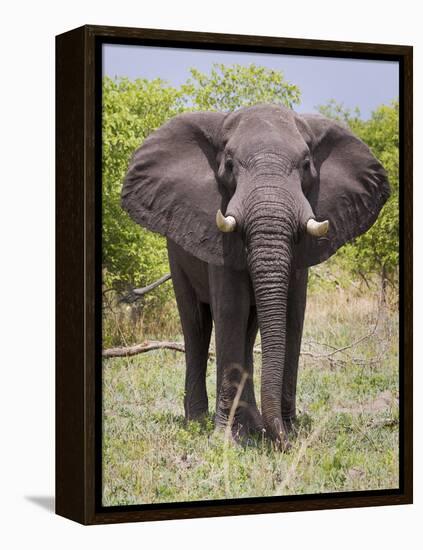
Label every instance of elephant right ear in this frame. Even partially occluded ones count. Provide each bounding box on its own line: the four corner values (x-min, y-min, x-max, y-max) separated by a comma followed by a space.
121, 111, 247, 269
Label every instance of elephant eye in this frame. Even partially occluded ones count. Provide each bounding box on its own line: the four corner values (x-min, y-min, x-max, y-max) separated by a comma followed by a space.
301, 158, 313, 195
302, 159, 310, 172
225, 157, 234, 172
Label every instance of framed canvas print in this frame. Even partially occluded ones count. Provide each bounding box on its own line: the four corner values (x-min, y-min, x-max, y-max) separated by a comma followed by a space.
56, 25, 413, 524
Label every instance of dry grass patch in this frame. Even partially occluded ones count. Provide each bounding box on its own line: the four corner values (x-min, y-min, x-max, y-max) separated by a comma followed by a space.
102, 277, 399, 505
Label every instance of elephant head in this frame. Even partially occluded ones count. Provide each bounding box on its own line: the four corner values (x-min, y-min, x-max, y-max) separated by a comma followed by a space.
121, 104, 389, 445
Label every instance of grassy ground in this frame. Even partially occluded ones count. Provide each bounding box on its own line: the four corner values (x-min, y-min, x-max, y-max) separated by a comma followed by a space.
102, 272, 399, 506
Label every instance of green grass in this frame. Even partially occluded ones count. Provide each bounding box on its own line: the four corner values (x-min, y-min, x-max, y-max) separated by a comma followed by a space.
102, 280, 399, 506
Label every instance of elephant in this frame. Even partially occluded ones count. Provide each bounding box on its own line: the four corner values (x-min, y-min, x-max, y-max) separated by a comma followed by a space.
121, 103, 389, 449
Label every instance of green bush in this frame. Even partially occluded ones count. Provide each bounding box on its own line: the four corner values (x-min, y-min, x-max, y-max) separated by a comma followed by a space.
102, 77, 185, 317
317, 100, 399, 288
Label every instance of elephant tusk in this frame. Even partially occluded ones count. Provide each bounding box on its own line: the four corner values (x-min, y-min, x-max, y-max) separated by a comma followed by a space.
306, 218, 329, 237
216, 209, 237, 232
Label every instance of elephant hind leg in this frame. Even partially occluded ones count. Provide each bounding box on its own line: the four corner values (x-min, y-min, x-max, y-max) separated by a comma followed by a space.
182, 300, 212, 421
168, 255, 212, 421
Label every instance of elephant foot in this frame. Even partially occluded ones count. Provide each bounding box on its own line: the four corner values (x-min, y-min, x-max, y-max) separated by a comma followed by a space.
215, 404, 264, 442
262, 416, 292, 452
282, 415, 298, 436
185, 406, 209, 424
274, 435, 292, 452
241, 404, 264, 435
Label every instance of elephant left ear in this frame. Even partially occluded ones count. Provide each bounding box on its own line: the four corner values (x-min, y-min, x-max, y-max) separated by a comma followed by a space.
294, 114, 390, 268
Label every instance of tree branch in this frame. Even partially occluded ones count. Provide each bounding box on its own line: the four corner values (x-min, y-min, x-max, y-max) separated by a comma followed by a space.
302, 306, 380, 360
102, 308, 381, 366
119, 273, 172, 304
102, 340, 185, 359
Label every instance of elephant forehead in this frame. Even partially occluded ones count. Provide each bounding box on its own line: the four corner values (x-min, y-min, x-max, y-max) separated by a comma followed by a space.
223, 111, 302, 156
228, 108, 293, 130
237, 117, 291, 136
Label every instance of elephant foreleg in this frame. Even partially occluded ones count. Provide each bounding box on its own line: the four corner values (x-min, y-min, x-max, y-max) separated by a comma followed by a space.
281, 268, 308, 432
209, 266, 261, 437
243, 307, 264, 434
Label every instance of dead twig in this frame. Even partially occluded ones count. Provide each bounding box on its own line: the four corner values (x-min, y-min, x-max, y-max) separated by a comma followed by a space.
103, 294, 384, 365
300, 299, 382, 361
357, 270, 371, 290
102, 340, 185, 359
119, 274, 172, 304
102, 326, 382, 365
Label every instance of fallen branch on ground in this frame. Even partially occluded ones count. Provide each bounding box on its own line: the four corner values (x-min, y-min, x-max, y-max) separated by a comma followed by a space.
302, 317, 379, 360
102, 341, 258, 359
102, 315, 381, 364
102, 340, 185, 358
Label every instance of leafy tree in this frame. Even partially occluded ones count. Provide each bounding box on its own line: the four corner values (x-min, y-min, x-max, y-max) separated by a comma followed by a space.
317, 99, 362, 127
102, 77, 184, 309
181, 63, 301, 111
318, 100, 399, 292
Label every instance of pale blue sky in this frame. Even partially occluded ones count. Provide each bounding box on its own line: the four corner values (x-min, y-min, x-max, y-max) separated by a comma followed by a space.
103, 44, 399, 120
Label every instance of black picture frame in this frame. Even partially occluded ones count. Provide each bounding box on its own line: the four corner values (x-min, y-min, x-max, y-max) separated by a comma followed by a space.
56, 24, 413, 525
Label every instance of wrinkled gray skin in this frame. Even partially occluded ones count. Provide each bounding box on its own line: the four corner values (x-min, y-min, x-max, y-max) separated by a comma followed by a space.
122, 104, 389, 448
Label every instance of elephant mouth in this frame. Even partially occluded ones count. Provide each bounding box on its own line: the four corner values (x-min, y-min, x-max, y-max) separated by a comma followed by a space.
216, 207, 329, 238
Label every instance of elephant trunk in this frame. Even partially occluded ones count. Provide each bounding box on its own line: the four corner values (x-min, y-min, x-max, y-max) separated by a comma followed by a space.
244, 185, 297, 446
